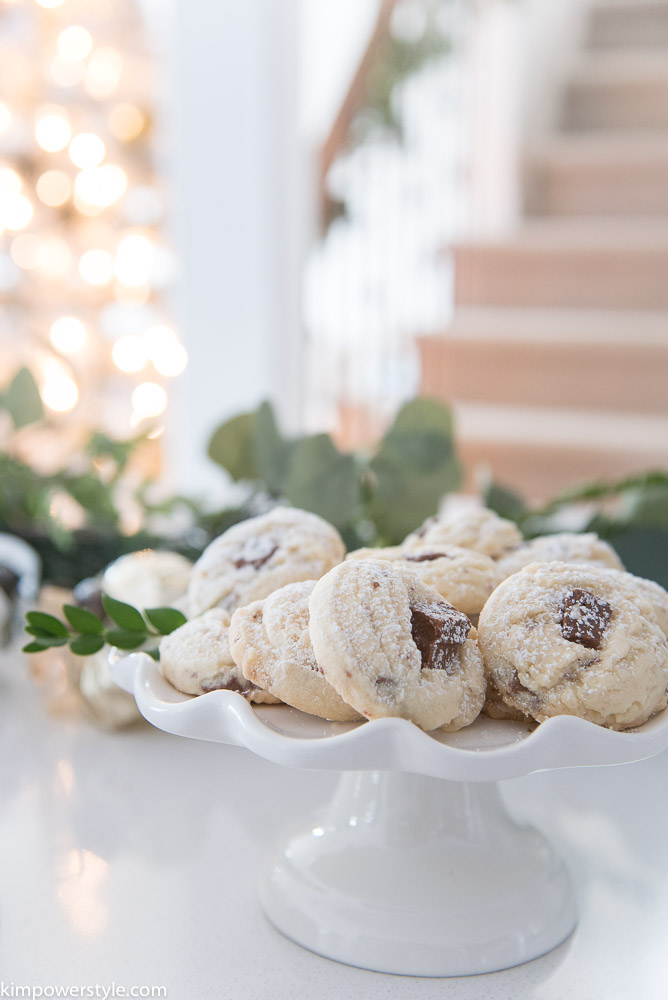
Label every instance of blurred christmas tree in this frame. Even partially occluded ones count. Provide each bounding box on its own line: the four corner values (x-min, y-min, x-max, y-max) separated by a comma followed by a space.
0, 0, 186, 476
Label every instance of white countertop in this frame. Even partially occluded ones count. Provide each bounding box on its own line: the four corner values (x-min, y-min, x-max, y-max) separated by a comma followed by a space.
2, 660, 668, 1000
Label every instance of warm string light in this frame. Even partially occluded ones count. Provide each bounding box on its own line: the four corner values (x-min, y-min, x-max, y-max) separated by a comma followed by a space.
0, 0, 186, 443
79, 248, 113, 285
131, 381, 167, 422
50, 317, 87, 354
85, 48, 123, 98
144, 325, 187, 376
36, 170, 72, 207
40, 358, 79, 413
51, 55, 85, 88
74, 164, 127, 213
35, 106, 72, 152
57, 26, 93, 62
108, 103, 144, 141
111, 326, 188, 378
112, 335, 146, 373
10, 233, 41, 269
69, 133, 106, 169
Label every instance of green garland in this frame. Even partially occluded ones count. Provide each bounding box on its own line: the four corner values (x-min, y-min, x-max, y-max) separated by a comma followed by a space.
2, 370, 667, 591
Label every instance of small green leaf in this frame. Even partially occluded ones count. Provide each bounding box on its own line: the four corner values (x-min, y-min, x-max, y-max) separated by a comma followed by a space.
102, 595, 146, 632
24, 625, 53, 638
25, 611, 70, 638
207, 411, 260, 481
69, 634, 105, 656
23, 641, 51, 654
4, 367, 44, 429
23, 635, 67, 649
105, 629, 147, 650
63, 604, 104, 634
145, 647, 161, 661
144, 607, 187, 634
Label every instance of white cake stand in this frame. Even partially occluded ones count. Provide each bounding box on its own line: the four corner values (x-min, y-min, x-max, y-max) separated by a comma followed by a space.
111, 651, 668, 978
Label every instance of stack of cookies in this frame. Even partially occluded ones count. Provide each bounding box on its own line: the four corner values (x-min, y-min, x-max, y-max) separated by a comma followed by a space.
158, 505, 668, 733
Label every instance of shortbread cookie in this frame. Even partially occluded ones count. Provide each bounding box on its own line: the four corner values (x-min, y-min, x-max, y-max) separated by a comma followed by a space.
620, 572, 668, 638
346, 545, 499, 616
404, 508, 522, 560
309, 559, 486, 732
482, 676, 533, 723
229, 581, 361, 722
497, 532, 623, 579
103, 550, 192, 610
478, 562, 668, 730
188, 507, 345, 617
159, 609, 278, 702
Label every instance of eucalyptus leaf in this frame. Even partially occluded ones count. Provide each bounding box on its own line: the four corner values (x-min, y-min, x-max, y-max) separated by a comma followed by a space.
207, 411, 260, 481
368, 401, 461, 543
46, 517, 75, 553
605, 527, 668, 589
254, 401, 292, 494
390, 397, 456, 437
3, 367, 44, 430
283, 434, 361, 530
617, 484, 668, 528
483, 481, 529, 525
102, 595, 146, 632
66, 474, 119, 527
368, 456, 461, 543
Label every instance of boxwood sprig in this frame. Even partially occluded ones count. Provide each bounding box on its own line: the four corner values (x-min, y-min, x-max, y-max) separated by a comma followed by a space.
23, 595, 187, 660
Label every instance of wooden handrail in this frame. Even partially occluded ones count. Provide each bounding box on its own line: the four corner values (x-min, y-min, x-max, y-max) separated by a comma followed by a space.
318, 0, 398, 207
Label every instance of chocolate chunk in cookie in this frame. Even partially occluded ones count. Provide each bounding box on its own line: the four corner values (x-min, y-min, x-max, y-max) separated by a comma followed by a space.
404, 551, 449, 563
410, 601, 471, 671
200, 674, 254, 695
560, 589, 612, 650
232, 537, 278, 570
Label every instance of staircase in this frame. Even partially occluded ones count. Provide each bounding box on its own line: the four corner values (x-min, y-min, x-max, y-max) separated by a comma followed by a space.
419, 0, 668, 500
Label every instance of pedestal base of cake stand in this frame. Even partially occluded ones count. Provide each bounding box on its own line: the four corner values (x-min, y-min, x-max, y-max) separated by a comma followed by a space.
112, 652, 668, 976
259, 769, 577, 977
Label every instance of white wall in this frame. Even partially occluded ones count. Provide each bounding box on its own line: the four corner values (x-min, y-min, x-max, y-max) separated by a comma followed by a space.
161, 0, 304, 498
